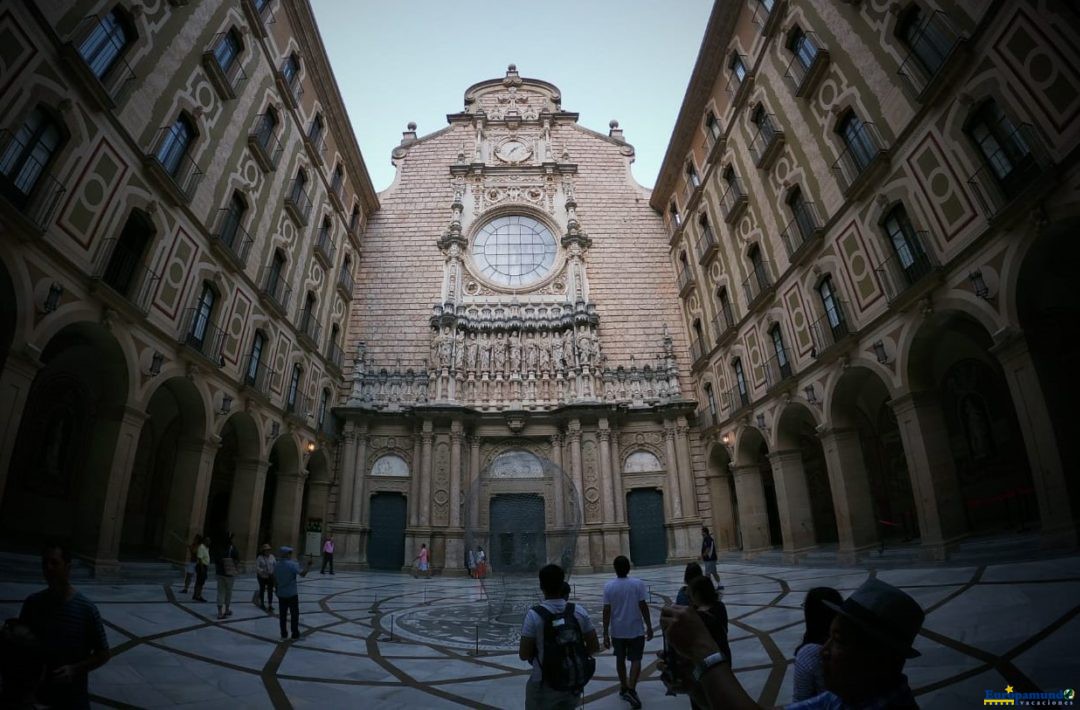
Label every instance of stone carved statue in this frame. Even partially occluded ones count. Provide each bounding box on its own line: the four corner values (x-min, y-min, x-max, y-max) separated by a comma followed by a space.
453, 331, 465, 371
466, 333, 478, 371
562, 331, 576, 369
578, 333, 593, 367
493, 334, 506, 375
509, 332, 522, 374
526, 333, 539, 373
429, 332, 441, 370
438, 326, 453, 368
551, 334, 564, 373
479, 333, 492, 373
539, 333, 552, 372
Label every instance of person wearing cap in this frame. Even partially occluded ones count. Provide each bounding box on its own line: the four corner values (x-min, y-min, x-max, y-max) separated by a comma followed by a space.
273, 546, 312, 641
660, 578, 924, 709
254, 544, 277, 614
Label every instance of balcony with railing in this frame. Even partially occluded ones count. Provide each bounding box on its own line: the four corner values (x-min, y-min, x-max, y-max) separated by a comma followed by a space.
179, 308, 225, 366
698, 407, 719, 430
304, 130, 327, 166
742, 262, 775, 311
719, 177, 748, 224
259, 267, 292, 317
240, 355, 274, 402
283, 179, 312, 226
285, 391, 313, 421
313, 225, 336, 267
696, 224, 719, 265
329, 179, 346, 213
297, 312, 322, 351
713, 305, 736, 347
201, 34, 247, 100
752, 0, 786, 36
277, 65, 304, 109
241, 0, 276, 38
327, 340, 345, 374
725, 58, 752, 109
90, 238, 160, 315
61, 15, 137, 110
780, 202, 824, 265
209, 208, 254, 271
897, 10, 964, 101
748, 114, 785, 170
145, 126, 203, 204
690, 337, 707, 366
831, 122, 887, 198
967, 124, 1052, 221
0, 131, 67, 235
783, 32, 829, 98
336, 265, 355, 299
810, 302, 855, 360
723, 384, 750, 414
677, 267, 694, 297
764, 349, 795, 390
873, 232, 941, 304
247, 114, 284, 172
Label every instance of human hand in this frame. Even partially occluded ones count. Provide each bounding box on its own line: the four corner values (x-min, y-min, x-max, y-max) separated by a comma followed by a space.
603, 632, 611, 650
51, 665, 76, 683
660, 605, 719, 665
646, 625, 654, 641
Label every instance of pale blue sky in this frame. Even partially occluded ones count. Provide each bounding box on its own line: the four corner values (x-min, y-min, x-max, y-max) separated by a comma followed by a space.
310, 0, 713, 194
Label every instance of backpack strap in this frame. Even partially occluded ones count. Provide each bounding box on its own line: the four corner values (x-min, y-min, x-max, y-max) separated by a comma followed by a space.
533, 605, 554, 623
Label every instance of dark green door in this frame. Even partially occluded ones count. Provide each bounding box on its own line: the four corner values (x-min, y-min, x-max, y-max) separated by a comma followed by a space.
627, 489, 667, 566
368, 493, 406, 570
490, 494, 545, 573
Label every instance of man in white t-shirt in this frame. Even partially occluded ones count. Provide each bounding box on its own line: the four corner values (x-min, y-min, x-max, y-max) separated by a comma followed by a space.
603, 555, 653, 709
519, 564, 600, 709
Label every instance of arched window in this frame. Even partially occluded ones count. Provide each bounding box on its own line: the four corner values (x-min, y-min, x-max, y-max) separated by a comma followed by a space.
717, 287, 734, 329
786, 27, 818, 72
255, 106, 278, 148
787, 186, 817, 241
286, 363, 302, 410
317, 387, 330, 429
732, 358, 748, 407
669, 200, 681, 227
704, 382, 718, 418
729, 53, 747, 84
246, 330, 266, 385
705, 111, 721, 145
965, 99, 1033, 195
748, 244, 768, 291
339, 254, 353, 292
692, 318, 704, 347
882, 204, 929, 280
897, 4, 953, 78
0, 107, 65, 200
188, 283, 217, 348
301, 291, 316, 331
267, 249, 286, 291
102, 209, 154, 297
769, 324, 791, 379
212, 27, 243, 74
308, 113, 324, 146
349, 203, 361, 232
282, 52, 300, 83
836, 111, 876, 173
293, 168, 308, 197
219, 191, 247, 249
78, 7, 135, 80
331, 163, 344, 194
155, 114, 195, 177
686, 161, 700, 189
818, 276, 848, 339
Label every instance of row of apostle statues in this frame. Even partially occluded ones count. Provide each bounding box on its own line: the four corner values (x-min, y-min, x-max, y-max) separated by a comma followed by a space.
429, 327, 603, 376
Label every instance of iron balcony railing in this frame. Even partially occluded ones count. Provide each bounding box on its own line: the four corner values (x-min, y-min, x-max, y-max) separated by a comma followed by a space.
783, 32, 828, 97
148, 125, 203, 202
897, 10, 962, 98
179, 307, 225, 365
764, 349, 794, 389
210, 208, 254, 269
259, 267, 292, 315
248, 113, 284, 171
742, 261, 774, 309
748, 113, 784, 169
810, 301, 853, 358
286, 390, 312, 418
329, 178, 346, 211
337, 265, 355, 296
698, 407, 718, 430
831, 122, 886, 196
66, 14, 137, 108
298, 312, 322, 350
305, 130, 327, 165
241, 0, 276, 38
966, 123, 1051, 220
241, 354, 274, 400
713, 304, 735, 344
314, 225, 336, 266
751, 0, 785, 36
690, 336, 707, 365
780, 201, 824, 261
202, 33, 248, 99
725, 57, 751, 107
873, 231, 940, 303
723, 384, 750, 413
0, 130, 67, 232
677, 267, 694, 294
697, 224, 718, 263
283, 179, 312, 226
91, 238, 160, 314
328, 340, 345, 372
278, 64, 304, 108
719, 177, 748, 223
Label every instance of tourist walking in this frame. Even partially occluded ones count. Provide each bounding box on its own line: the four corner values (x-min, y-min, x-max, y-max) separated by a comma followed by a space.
215, 533, 240, 620
320, 533, 335, 574
255, 544, 276, 613
676, 562, 703, 606
414, 543, 431, 578
700, 527, 722, 589
18, 542, 111, 709
193, 535, 210, 602
660, 576, 734, 704
475, 545, 487, 578
793, 587, 843, 702
466, 547, 476, 578
181, 534, 201, 594
602, 555, 652, 709
274, 546, 312, 640
519, 564, 599, 709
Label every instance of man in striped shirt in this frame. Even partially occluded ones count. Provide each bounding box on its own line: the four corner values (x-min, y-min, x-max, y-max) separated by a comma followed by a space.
19, 542, 110, 709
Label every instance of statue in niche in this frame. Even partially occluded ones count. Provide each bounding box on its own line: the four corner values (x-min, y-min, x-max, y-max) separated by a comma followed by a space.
509, 332, 522, 373
479, 333, 492, 373
551, 333, 565, 372
438, 326, 453, 368
453, 331, 466, 371
526, 332, 539, 372
428, 332, 441, 370
493, 334, 507, 374
466, 332, 479, 371
578, 333, 593, 367
539, 332, 552, 372
562, 330, 576, 369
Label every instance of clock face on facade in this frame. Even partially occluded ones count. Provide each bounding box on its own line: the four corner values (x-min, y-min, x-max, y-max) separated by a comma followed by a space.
496, 139, 532, 163
472, 215, 557, 288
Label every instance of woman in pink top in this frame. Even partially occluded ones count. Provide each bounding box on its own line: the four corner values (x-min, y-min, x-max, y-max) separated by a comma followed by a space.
414, 544, 430, 578
320, 534, 335, 575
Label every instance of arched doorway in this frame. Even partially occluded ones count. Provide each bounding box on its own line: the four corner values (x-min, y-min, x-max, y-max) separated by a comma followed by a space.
732, 427, 781, 554
368, 492, 407, 570
203, 412, 261, 559
775, 403, 837, 546
2, 322, 129, 557
121, 376, 207, 561
0, 257, 16, 372
705, 444, 738, 551
301, 449, 331, 557
258, 435, 302, 549
490, 493, 546, 572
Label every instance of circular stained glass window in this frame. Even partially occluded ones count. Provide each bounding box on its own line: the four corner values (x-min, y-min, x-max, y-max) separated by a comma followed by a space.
472, 215, 558, 288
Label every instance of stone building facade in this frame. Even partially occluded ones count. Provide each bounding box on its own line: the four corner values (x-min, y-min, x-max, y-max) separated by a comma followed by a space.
654, 0, 1079, 562
335, 66, 706, 573
0, 0, 377, 568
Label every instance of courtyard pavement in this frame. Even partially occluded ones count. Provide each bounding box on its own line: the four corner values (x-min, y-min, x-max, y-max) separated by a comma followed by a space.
2, 555, 1078, 709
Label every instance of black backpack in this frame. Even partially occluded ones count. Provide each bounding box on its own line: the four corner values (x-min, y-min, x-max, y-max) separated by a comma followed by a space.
533, 603, 596, 693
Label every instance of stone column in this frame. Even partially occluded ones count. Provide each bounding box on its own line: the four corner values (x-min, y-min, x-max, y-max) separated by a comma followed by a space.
675, 417, 699, 517
598, 419, 615, 523
731, 463, 772, 555
819, 427, 879, 560
567, 420, 590, 572
351, 427, 369, 525
609, 425, 626, 524
87, 405, 148, 569
445, 422, 465, 573
409, 426, 422, 526
229, 457, 270, 561
551, 432, 565, 528
419, 420, 434, 526
335, 422, 358, 523
890, 391, 967, 559
707, 473, 737, 550
0, 350, 41, 507
663, 423, 684, 519
767, 449, 817, 560
468, 434, 481, 528
272, 471, 307, 550
992, 333, 1076, 547
165, 436, 221, 561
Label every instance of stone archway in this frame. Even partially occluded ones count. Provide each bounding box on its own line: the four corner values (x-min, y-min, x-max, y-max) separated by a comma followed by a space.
775, 402, 837, 548
828, 366, 913, 555
259, 435, 303, 550
1014, 221, 1079, 545
0, 256, 15, 372
301, 449, 332, 557
202, 412, 262, 560
705, 443, 738, 551
121, 376, 208, 562
2, 322, 132, 563
732, 427, 781, 555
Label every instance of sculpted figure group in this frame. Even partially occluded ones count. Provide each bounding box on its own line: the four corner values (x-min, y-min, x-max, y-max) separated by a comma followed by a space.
429, 326, 603, 377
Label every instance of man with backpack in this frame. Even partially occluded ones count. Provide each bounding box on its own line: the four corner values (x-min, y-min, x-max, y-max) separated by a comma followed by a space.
519, 564, 600, 709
